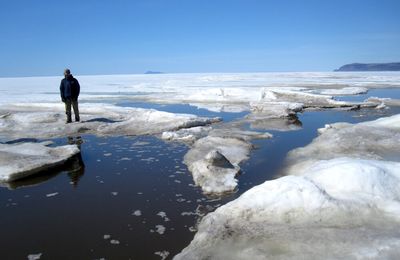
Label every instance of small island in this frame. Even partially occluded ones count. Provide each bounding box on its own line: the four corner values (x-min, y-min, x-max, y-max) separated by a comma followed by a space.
144, 71, 164, 74
334, 62, 400, 72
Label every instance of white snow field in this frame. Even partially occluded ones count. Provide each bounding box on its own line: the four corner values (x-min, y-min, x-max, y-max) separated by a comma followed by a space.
174, 114, 400, 259
0, 142, 80, 182
0, 103, 220, 140
1, 71, 400, 108
1, 72, 400, 187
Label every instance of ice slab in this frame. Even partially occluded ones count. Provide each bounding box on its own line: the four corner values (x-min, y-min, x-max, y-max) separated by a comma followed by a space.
0, 142, 80, 182
175, 158, 400, 260
315, 87, 368, 95
285, 114, 400, 174
179, 125, 272, 193
163, 120, 272, 194
1, 72, 396, 114
184, 136, 251, 194
175, 114, 400, 259
0, 103, 220, 140
365, 97, 400, 108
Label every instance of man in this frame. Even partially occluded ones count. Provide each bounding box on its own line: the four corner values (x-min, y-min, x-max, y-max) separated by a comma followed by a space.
60, 69, 80, 123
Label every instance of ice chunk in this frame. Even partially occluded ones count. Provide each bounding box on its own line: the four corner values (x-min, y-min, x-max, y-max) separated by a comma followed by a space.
0, 142, 80, 182
285, 114, 400, 174
46, 192, 59, 198
155, 225, 166, 235
132, 210, 142, 216
154, 250, 170, 260
161, 126, 212, 143
175, 157, 400, 259
365, 97, 400, 107
184, 136, 250, 194
27, 253, 42, 260
0, 103, 220, 140
110, 239, 120, 245
317, 87, 368, 95
175, 114, 400, 259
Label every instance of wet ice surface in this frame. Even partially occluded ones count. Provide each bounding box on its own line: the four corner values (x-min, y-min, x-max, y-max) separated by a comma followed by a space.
1, 72, 400, 259
0, 103, 399, 259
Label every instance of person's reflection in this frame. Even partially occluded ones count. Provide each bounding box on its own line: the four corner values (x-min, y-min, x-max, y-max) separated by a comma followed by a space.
66, 136, 85, 188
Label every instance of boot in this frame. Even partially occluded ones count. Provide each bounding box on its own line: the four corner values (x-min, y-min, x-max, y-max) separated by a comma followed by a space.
75, 115, 80, 122
66, 114, 72, 124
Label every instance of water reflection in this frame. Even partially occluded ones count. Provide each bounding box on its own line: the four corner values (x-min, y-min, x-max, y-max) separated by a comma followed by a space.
4, 136, 86, 189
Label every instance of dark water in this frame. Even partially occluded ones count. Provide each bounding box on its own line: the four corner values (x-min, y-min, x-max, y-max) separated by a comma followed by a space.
1, 89, 400, 260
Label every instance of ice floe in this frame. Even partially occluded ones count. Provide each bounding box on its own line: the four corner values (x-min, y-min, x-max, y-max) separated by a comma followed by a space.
315, 86, 368, 95
175, 114, 400, 259
0, 142, 80, 182
285, 114, 400, 174
183, 136, 252, 194
0, 103, 220, 140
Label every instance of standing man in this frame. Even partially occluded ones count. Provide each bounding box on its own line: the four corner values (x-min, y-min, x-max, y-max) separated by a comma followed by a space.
60, 69, 80, 123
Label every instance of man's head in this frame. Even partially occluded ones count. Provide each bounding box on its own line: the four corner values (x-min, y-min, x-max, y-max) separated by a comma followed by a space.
64, 68, 71, 77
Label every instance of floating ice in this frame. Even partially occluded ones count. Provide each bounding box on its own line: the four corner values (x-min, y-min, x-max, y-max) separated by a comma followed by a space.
0, 103, 220, 140
155, 225, 166, 235
0, 142, 80, 182
184, 136, 251, 194
285, 114, 400, 175
27, 253, 42, 260
46, 192, 59, 198
316, 86, 368, 95
110, 239, 120, 245
175, 114, 400, 259
157, 211, 170, 222
154, 250, 170, 260
132, 210, 142, 216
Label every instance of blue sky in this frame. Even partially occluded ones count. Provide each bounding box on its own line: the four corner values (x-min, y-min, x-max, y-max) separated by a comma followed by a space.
0, 0, 399, 77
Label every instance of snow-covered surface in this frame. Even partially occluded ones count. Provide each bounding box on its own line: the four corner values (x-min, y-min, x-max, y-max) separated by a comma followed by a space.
164, 122, 272, 194
0, 142, 80, 182
184, 136, 251, 194
285, 114, 400, 174
175, 114, 400, 259
315, 86, 368, 95
0, 103, 220, 141
1, 72, 399, 111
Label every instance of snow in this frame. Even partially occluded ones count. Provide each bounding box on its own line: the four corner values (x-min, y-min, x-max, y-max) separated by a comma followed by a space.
155, 225, 166, 235
183, 136, 251, 194
0, 103, 220, 141
0, 142, 80, 182
365, 97, 400, 108
316, 86, 368, 95
132, 210, 142, 216
174, 114, 400, 259
1, 72, 398, 112
27, 253, 42, 260
285, 114, 400, 174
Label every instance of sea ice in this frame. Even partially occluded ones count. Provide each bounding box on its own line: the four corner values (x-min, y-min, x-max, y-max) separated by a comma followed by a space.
285, 114, 400, 175
183, 136, 251, 194
154, 250, 170, 260
316, 86, 368, 95
27, 253, 42, 260
155, 225, 166, 235
174, 114, 400, 259
0, 142, 80, 182
0, 103, 220, 140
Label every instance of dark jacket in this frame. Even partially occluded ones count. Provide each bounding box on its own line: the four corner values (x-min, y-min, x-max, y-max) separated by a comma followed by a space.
60, 75, 80, 101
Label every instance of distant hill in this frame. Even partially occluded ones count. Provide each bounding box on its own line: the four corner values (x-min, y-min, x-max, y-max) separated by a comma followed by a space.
144, 71, 164, 74
334, 62, 400, 72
